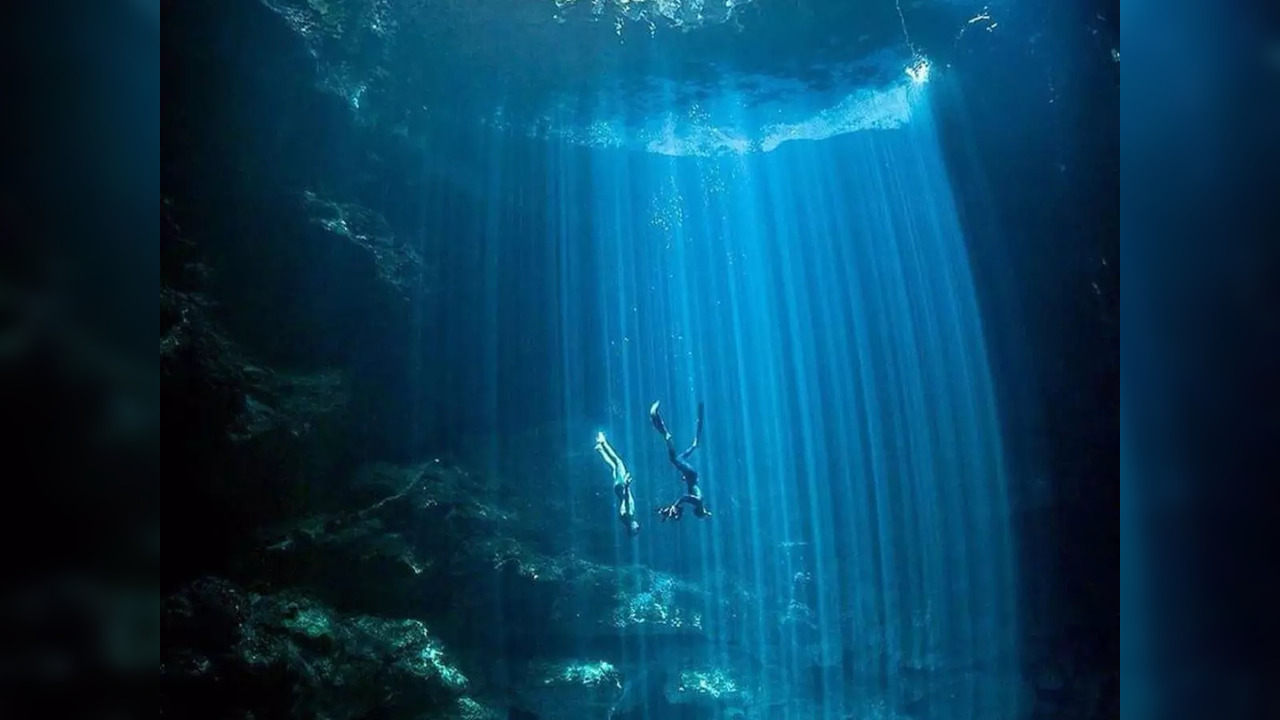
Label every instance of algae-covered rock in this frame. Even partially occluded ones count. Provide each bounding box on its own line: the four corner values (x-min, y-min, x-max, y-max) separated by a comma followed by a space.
664, 665, 753, 708
255, 458, 732, 645
162, 578, 486, 720
301, 190, 425, 299
511, 659, 631, 720
162, 211, 349, 587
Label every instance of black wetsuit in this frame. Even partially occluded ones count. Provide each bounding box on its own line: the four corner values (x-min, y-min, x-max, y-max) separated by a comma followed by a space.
651, 401, 709, 519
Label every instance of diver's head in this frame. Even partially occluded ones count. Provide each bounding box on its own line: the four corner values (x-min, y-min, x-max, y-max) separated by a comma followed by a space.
694, 506, 712, 519
628, 520, 641, 536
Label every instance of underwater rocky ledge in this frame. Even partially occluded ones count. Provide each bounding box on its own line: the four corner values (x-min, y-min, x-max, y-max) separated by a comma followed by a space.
160, 281, 1108, 719
161, 211, 1042, 719
160, 208, 1114, 719
162, 206, 765, 719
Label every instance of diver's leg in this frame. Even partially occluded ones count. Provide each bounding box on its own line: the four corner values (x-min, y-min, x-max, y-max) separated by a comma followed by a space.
694, 401, 704, 445
596, 436, 618, 474
676, 402, 704, 459
599, 435, 625, 468
603, 439, 632, 488
659, 424, 683, 466
650, 401, 671, 437
672, 456, 698, 482
667, 438, 702, 485
596, 445, 617, 473
651, 400, 696, 464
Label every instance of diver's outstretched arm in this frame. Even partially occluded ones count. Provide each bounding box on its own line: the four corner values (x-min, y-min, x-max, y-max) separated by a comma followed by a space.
657, 493, 708, 521
620, 485, 636, 518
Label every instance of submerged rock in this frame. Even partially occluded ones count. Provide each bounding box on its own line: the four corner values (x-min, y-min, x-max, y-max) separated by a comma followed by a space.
254, 458, 732, 645
162, 578, 495, 720
161, 202, 349, 460
511, 659, 631, 720
663, 664, 755, 718
300, 190, 425, 299
162, 205, 351, 587
161, 285, 347, 447
665, 665, 752, 704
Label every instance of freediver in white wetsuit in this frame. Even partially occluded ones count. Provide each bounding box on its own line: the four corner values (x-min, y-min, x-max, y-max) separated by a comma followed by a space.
596, 431, 641, 536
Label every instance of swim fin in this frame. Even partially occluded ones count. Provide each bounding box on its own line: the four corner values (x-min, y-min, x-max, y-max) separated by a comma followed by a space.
649, 401, 668, 435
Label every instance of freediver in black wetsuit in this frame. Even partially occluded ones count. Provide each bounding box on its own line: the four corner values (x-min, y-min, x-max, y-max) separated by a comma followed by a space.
650, 400, 710, 521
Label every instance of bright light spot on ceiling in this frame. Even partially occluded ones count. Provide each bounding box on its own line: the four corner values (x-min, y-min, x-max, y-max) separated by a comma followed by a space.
905, 56, 930, 84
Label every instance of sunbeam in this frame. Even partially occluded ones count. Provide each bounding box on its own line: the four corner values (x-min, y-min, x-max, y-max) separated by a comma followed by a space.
530, 93, 1022, 718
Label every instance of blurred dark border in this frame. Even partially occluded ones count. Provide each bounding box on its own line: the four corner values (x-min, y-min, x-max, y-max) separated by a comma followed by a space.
1123, 0, 1280, 718
0, 1, 158, 716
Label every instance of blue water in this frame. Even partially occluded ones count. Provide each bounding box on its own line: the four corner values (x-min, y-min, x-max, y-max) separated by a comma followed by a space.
445, 92, 1021, 717
157, 0, 1121, 716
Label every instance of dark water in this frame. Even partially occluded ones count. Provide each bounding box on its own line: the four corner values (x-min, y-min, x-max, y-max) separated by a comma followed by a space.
156, 0, 1118, 718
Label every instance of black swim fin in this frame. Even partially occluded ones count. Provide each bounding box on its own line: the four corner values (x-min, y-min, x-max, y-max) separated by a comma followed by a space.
693, 402, 704, 446
649, 401, 668, 436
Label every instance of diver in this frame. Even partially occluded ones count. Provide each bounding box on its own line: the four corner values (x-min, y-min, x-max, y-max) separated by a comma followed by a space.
596, 431, 641, 536
650, 400, 710, 521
